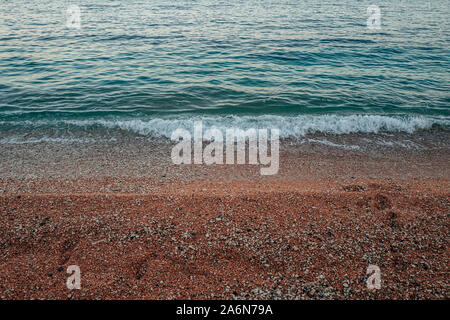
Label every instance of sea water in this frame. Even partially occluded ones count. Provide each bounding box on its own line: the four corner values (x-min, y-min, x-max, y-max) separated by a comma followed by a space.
0, 0, 448, 144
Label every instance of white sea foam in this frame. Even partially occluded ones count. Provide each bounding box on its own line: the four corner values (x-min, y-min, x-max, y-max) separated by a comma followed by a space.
307, 138, 361, 150
0, 136, 115, 144
63, 114, 448, 138
0, 114, 448, 144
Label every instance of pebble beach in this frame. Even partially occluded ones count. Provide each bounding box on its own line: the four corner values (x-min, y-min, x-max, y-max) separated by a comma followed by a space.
1, 0, 449, 301
0, 137, 448, 299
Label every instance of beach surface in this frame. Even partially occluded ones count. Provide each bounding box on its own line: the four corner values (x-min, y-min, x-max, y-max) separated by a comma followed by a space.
0, 135, 448, 299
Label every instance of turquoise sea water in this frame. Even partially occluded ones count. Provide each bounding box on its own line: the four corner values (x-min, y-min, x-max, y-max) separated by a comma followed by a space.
0, 0, 449, 141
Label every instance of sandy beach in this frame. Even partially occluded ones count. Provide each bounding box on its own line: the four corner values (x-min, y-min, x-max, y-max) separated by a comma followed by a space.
0, 134, 448, 299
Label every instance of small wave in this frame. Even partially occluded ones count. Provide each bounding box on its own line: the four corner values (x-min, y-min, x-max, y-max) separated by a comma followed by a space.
1, 114, 447, 140
319, 38, 376, 44
69, 114, 449, 138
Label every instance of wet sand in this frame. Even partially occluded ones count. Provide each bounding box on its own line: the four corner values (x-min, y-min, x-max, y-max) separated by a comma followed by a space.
0, 135, 448, 299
